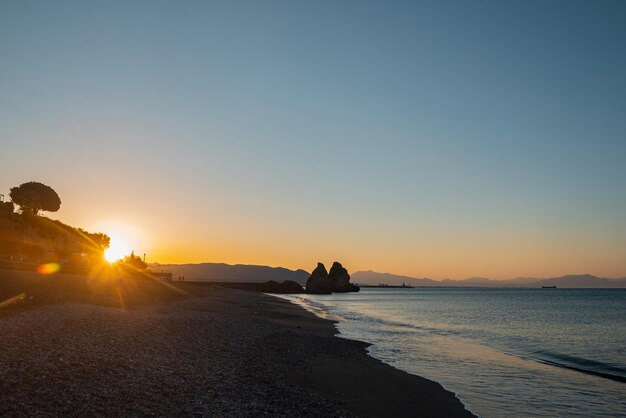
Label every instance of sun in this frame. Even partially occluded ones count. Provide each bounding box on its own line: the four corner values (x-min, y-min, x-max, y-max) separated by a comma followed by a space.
104, 237, 131, 263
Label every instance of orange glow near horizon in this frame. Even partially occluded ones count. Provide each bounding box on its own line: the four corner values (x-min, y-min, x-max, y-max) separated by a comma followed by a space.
28, 207, 626, 280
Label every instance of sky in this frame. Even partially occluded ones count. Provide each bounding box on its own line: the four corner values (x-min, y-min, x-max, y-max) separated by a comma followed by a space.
1, 0, 625, 279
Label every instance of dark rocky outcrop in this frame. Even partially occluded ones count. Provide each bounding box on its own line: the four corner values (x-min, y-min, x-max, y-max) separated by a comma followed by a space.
306, 262, 359, 294
328, 262, 359, 292
305, 263, 332, 294
261, 280, 305, 294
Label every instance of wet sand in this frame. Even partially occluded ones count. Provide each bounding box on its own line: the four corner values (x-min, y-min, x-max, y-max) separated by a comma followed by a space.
0, 270, 473, 417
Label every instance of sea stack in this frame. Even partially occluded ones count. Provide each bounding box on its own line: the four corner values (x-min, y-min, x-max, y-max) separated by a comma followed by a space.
328, 261, 359, 292
305, 262, 332, 294
306, 261, 360, 294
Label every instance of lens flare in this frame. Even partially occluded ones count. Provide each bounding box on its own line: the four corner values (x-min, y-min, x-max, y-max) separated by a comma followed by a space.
0, 292, 26, 309
37, 263, 61, 275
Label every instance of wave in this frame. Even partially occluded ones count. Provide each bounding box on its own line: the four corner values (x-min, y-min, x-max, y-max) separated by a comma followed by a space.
338, 310, 626, 385
267, 294, 342, 321
530, 350, 626, 383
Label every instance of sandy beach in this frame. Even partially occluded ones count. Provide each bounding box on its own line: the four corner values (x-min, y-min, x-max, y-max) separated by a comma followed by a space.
0, 270, 472, 417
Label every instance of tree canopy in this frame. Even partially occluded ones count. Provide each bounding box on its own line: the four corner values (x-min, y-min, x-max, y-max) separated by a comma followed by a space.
120, 251, 147, 270
78, 229, 111, 252
10, 182, 61, 215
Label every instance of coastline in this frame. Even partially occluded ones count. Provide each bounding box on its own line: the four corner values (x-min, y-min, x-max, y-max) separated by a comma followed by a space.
0, 271, 473, 417
259, 292, 474, 418
267, 293, 478, 415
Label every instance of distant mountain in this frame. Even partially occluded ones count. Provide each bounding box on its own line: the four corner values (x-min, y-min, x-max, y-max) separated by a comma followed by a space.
528, 274, 626, 289
147, 264, 626, 289
439, 277, 519, 287
148, 262, 310, 286
351, 271, 439, 286
351, 271, 626, 288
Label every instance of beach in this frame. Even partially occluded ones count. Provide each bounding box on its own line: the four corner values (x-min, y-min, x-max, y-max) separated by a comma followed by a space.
0, 271, 472, 417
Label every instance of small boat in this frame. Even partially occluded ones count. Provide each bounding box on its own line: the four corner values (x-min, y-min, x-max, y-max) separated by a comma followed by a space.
542, 285, 557, 288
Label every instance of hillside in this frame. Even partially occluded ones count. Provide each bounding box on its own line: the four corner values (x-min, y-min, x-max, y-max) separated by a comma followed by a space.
148, 262, 310, 285
0, 210, 109, 268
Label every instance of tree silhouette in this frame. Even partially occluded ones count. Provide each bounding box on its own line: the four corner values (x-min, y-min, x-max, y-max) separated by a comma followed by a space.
120, 251, 147, 270
78, 229, 111, 252
10, 182, 61, 215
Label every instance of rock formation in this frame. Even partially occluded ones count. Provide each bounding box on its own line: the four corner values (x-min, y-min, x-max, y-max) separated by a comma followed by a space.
306, 262, 359, 294
328, 262, 359, 292
305, 262, 332, 294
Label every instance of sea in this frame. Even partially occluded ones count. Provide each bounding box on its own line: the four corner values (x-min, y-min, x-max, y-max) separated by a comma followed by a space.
275, 288, 626, 418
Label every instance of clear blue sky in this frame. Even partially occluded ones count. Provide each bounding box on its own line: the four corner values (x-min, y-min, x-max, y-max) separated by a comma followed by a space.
1, 0, 625, 278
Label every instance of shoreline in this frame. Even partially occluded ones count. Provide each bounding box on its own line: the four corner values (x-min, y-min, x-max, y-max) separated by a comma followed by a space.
0, 271, 473, 417
268, 292, 476, 416
260, 292, 474, 417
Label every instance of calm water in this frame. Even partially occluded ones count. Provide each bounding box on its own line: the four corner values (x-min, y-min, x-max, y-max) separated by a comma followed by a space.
276, 288, 626, 417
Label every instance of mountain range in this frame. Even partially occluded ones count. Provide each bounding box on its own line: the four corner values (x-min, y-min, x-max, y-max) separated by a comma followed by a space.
149, 262, 626, 288
351, 271, 626, 288
148, 262, 310, 285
